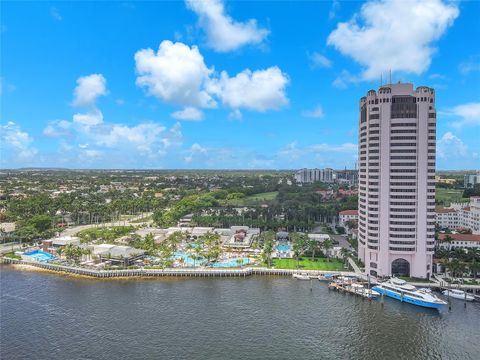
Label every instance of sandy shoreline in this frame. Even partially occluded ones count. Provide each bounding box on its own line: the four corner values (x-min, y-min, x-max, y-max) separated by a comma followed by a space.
1, 263, 239, 282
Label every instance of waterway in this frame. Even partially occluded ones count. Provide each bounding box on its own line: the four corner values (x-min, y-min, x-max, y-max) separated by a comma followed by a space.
1, 267, 479, 359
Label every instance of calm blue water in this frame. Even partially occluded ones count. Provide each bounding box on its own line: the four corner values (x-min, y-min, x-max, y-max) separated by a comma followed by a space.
1, 266, 479, 360
276, 243, 290, 252
23, 250, 56, 262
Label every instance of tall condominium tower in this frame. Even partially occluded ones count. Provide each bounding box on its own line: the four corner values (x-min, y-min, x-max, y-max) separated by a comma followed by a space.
357, 83, 436, 279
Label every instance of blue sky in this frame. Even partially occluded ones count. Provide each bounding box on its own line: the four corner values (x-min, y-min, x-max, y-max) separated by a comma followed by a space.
1, 0, 479, 170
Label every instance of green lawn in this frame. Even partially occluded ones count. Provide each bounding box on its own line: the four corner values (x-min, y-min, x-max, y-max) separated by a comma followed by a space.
272, 257, 345, 271
436, 188, 465, 207
78, 226, 135, 243
3, 251, 21, 260
228, 191, 278, 206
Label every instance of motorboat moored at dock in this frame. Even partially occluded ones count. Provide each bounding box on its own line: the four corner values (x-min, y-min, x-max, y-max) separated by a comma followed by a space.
293, 273, 311, 280
442, 289, 475, 301
318, 273, 338, 281
372, 278, 447, 310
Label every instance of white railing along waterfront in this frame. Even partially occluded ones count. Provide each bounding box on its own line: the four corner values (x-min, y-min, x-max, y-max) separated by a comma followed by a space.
1, 258, 359, 278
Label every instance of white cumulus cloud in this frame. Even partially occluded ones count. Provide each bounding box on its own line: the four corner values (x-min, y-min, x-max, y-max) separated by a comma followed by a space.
73, 74, 107, 107
73, 109, 104, 126
135, 40, 216, 109
184, 142, 208, 163
0, 121, 38, 160
327, 0, 459, 80
185, 0, 269, 52
437, 132, 467, 159
171, 107, 204, 121
43, 120, 71, 137
209, 66, 289, 112
443, 102, 480, 128
135, 41, 289, 117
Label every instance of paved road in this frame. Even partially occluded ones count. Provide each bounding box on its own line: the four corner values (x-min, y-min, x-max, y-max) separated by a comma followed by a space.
60, 213, 153, 236
330, 234, 352, 250
0, 243, 22, 254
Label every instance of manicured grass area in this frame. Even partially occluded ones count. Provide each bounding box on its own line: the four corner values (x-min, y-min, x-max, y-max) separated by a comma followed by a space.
228, 191, 278, 205
272, 257, 345, 271
3, 251, 22, 260
436, 188, 465, 207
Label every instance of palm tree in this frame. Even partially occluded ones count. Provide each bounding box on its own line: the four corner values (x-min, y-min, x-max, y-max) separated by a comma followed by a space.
446, 259, 466, 278
443, 234, 454, 251
469, 260, 480, 280
340, 248, 350, 267
83, 248, 92, 261
292, 232, 307, 269
322, 239, 334, 262
307, 239, 319, 261
56, 247, 64, 259
168, 231, 183, 252
262, 238, 273, 267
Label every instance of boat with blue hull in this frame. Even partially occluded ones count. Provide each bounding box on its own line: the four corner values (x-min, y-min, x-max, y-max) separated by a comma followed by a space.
372, 278, 447, 310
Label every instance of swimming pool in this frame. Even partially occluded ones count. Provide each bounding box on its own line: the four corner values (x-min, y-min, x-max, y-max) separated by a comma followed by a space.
276, 243, 291, 252
23, 250, 56, 262
209, 258, 250, 268
174, 252, 206, 266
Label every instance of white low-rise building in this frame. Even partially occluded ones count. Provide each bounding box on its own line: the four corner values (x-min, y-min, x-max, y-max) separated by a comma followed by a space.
91, 244, 145, 265
436, 197, 480, 234
437, 233, 480, 250
338, 210, 358, 226
52, 236, 81, 247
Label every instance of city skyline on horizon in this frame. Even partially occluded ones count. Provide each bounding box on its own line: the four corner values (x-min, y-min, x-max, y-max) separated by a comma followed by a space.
1, 0, 479, 170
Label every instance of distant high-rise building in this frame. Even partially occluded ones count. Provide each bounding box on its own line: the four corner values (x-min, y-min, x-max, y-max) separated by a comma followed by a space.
464, 172, 479, 189
357, 83, 436, 279
293, 168, 355, 185
335, 169, 359, 186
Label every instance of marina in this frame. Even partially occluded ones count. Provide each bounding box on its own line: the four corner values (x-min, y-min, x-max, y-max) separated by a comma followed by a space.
2, 267, 480, 360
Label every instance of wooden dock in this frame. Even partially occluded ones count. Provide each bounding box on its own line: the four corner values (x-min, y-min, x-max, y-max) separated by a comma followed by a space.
328, 280, 378, 299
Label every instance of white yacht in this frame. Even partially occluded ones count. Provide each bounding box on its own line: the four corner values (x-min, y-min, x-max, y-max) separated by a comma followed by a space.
442, 289, 475, 301
372, 278, 447, 309
292, 273, 310, 280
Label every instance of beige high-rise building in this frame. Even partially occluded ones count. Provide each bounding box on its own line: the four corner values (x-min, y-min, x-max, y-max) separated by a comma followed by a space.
357, 83, 436, 279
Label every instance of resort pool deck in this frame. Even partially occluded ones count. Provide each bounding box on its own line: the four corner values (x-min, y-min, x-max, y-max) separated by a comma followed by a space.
23, 250, 56, 262
174, 252, 206, 267
209, 258, 250, 268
